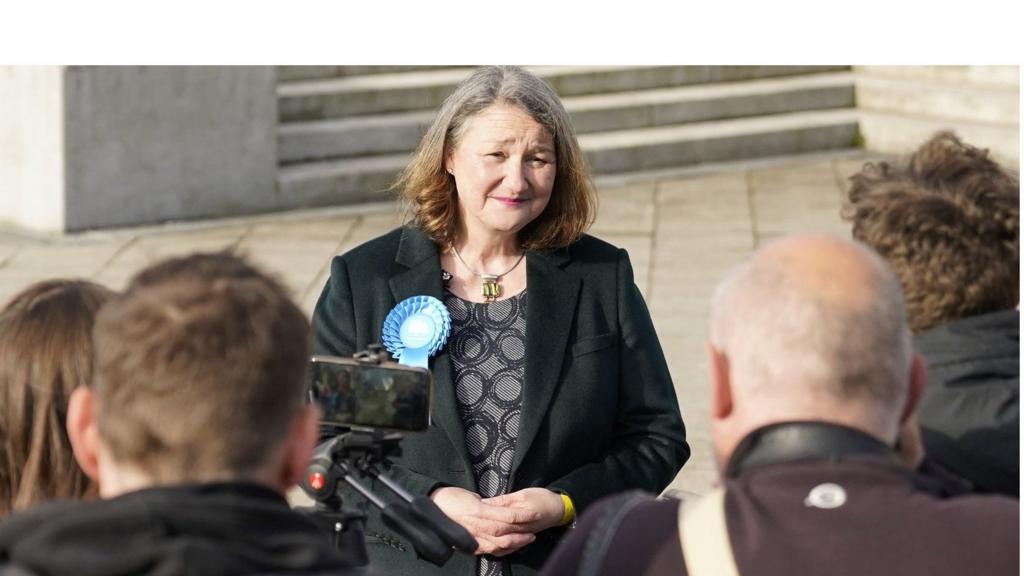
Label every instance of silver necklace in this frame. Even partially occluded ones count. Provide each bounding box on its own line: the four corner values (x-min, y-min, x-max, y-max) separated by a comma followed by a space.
451, 246, 525, 303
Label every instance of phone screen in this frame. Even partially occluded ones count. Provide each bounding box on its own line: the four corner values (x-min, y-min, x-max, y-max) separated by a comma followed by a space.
309, 357, 431, 431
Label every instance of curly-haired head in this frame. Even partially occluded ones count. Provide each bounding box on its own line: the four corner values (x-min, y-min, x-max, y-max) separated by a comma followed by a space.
842, 131, 1019, 332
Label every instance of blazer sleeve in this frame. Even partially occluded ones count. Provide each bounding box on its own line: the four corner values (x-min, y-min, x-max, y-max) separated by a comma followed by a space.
311, 257, 447, 497
547, 249, 690, 512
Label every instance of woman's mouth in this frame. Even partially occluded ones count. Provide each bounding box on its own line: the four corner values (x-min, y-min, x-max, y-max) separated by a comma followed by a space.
493, 197, 529, 207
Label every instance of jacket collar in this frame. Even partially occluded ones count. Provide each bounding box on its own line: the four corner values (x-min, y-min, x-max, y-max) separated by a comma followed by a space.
395, 225, 440, 268
726, 421, 901, 478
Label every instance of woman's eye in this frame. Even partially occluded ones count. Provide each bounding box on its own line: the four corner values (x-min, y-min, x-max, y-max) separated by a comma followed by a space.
530, 157, 551, 166
487, 152, 506, 159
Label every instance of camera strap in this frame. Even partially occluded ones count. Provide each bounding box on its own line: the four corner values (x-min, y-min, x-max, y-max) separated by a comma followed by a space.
678, 486, 739, 576
575, 491, 651, 576
574, 489, 739, 576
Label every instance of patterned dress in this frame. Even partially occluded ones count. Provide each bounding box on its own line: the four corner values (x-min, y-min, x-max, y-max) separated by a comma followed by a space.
444, 288, 526, 576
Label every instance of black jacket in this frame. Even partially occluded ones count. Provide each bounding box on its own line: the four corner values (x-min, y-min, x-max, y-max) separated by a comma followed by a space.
0, 483, 363, 576
915, 309, 1019, 496
542, 423, 1019, 576
312, 226, 689, 575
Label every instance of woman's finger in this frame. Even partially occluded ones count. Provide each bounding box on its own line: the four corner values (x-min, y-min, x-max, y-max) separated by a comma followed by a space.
476, 532, 536, 556
475, 502, 540, 525
463, 515, 526, 538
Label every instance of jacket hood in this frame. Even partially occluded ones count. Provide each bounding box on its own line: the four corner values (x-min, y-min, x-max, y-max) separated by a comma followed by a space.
0, 483, 359, 576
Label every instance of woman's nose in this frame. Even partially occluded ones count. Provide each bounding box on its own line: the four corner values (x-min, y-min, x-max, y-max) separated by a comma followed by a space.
503, 160, 530, 194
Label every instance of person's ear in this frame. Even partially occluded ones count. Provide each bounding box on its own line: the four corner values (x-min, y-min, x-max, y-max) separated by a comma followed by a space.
444, 150, 454, 176
66, 386, 101, 482
280, 404, 321, 490
709, 343, 733, 420
899, 353, 927, 425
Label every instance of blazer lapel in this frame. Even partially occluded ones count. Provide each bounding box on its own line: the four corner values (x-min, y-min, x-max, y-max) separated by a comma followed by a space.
512, 249, 580, 475
389, 228, 472, 469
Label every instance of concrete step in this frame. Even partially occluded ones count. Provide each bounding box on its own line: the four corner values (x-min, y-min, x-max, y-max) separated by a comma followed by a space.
278, 65, 850, 121
856, 74, 1019, 125
277, 153, 409, 208
279, 72, 855, 164
592, 148, 869, 189
580, 109, 859, 174
858, 111, 1019, 166
563, 71, 854, 133
277, 66, 462, 82
277, 109, 859, 207
279, 109, 435, 165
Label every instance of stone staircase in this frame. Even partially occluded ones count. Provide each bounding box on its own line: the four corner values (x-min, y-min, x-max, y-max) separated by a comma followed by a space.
276, 66, 858, 207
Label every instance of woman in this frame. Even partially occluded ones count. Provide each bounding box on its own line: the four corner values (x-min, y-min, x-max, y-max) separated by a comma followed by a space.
313, 66, 689, 576
0, 279, 114, 517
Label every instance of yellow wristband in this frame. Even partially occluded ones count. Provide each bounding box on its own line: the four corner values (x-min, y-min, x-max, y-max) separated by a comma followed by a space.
559, 493, 575, 526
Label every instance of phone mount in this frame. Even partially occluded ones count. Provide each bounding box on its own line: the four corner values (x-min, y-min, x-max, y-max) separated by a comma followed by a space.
297, 345, 477, 568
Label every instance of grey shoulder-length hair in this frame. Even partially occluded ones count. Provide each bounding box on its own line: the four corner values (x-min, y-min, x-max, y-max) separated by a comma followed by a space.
393, 66, 597, 250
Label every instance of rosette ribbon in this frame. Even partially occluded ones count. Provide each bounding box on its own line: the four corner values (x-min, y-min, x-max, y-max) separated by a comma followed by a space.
382, 295, 451, 368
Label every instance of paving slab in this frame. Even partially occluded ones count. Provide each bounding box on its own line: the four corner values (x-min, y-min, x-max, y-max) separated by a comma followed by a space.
4, 239, 130, 274
0, 240, 21, 266
249, 215, 361, 241
749, 160, 850, 244
238, 237, 347, 300
592, 182, 656, 236
92, 226, 252, 290
0, 237, 126, 304
240, 218, 359, 299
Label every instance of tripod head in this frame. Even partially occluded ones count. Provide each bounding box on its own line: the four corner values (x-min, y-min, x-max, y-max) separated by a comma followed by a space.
303, 427, 402, 505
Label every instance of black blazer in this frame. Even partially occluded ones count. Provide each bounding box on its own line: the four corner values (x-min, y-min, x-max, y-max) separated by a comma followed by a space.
312, 226, 689, 576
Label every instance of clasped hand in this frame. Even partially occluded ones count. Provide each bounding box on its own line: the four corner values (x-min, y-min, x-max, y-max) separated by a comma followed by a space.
430, 486, 565, 556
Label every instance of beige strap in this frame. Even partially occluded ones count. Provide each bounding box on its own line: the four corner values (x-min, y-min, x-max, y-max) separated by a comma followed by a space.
678, 487, 740, 576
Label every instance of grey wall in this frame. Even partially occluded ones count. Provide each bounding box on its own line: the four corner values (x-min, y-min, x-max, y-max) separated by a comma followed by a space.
63, 66, 277, 231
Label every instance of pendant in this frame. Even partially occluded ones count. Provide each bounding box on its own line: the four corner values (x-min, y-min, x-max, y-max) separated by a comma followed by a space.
481, 275, 501, 302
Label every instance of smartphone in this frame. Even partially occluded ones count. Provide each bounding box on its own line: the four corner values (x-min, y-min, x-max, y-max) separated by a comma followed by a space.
309, 355, 432, 432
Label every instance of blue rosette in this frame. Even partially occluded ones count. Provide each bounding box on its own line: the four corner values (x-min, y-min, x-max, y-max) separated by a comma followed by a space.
382, 295, 451, 368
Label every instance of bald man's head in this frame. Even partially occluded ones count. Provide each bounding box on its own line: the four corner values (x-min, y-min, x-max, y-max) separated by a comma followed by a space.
709, 235, 915, 447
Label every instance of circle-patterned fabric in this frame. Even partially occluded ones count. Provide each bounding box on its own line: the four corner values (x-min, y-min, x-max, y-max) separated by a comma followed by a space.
444, 289, 526, 576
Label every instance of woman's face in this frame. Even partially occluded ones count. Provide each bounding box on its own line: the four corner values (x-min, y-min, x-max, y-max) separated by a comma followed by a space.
446, 103, 557, 241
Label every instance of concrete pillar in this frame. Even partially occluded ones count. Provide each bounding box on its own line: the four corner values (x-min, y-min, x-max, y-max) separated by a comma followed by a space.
0, 66, 66, 232
0, 66, 277, 234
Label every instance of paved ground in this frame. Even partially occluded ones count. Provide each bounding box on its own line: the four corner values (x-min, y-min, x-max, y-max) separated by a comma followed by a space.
0, 150, 886, 496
